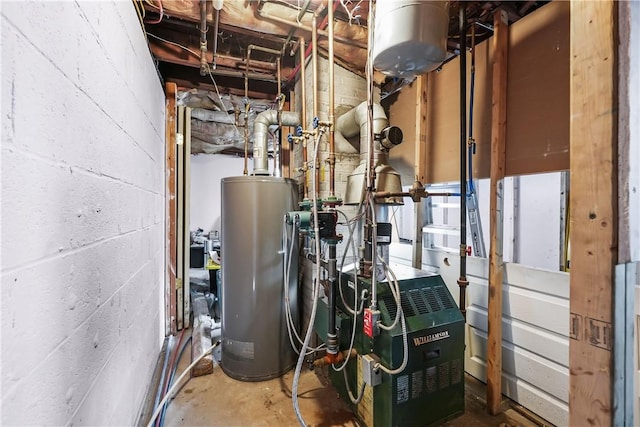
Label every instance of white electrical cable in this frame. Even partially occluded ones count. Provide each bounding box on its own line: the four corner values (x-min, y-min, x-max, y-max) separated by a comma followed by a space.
337, 209, 363, 315
331, 209, 363, 373
283, 217, 325, 355
292, 129, 325, 427
377, 254, 401, 331
342, 363, 367, 404
145, 341, 221, 427
372, 258, 409, 376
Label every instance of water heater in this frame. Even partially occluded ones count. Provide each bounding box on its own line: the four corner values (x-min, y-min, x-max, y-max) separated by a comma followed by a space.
373, 0, 450, 77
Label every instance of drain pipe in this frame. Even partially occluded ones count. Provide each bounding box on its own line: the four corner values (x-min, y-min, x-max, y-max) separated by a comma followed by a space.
253, 110, 301, 175
457, 5, 469, 320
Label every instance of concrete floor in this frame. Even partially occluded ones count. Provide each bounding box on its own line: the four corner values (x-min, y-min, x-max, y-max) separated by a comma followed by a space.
163, 343, 542, 427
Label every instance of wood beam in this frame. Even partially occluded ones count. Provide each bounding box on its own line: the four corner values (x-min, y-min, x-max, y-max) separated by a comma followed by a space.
168, 78, 275, 100
413, 74, 428, 269
487, 9, 508, 416
569, 1, 617, 425
165, 82, 178, 335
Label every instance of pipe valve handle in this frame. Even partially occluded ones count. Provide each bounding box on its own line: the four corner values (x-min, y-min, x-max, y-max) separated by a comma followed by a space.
288, 134, 294, 143
296, 125, 303, 137
313, 117, 319, 129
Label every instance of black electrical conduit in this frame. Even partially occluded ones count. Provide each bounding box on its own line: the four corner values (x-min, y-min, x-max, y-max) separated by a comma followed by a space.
457, 5, 469, 320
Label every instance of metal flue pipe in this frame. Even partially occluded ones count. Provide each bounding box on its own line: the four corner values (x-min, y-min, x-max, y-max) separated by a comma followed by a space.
253, 110, 301, 175
457, 5, 469, 320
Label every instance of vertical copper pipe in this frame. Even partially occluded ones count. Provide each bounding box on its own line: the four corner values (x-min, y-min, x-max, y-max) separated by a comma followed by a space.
243, 46, 252, 176
275, 56, 282, 176
300, 36, 309, 199
199, 0, 208, 76
328, 0, 336, 197
243, 103, 249, 176
311, 16, 319, 119
311, 15, 320, 197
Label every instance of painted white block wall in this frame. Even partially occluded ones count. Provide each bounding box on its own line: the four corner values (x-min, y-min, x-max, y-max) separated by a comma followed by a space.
190, 154, 249, 234
1, 2, 165, 425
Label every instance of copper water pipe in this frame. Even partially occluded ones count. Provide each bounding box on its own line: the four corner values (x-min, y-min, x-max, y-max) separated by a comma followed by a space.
311, 15, 320, 197
300, 36, 309, 199
327, 0, 336, 197
275, 55, 282, 176
243, 102, 249, 175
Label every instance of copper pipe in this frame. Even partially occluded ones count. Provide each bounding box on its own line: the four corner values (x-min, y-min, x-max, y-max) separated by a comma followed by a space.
327, 0, 336, 197
311, 16, 319, 122
312, 15, 320, 197
199, 0, 208, 76
211, 7, 220, 69
243, 103, 249, 175
275, 56, 282, 176
300, 36, 309, 199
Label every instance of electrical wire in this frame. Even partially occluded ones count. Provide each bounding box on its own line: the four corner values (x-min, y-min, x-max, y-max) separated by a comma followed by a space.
372, 257, 408, 376
158, 336, 193, 427
144, 0, 164, 24
152, 335, 173, 421
147, 32, 200, 57
283, 217, 326, 354
154, 329, 185, 427
146, 341, 221, 427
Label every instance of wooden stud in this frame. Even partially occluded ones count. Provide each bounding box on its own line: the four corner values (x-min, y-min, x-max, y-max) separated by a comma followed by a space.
413, 74, 428, 269
176, 105, 185, 331
487, 9, 509, 416
569, 2, 617, 425
166, 82, 178, 335
183, 108, 192, 328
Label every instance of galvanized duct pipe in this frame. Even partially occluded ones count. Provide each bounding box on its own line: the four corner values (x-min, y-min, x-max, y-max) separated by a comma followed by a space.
253, 110, 301, 176
338, 101, 403, 206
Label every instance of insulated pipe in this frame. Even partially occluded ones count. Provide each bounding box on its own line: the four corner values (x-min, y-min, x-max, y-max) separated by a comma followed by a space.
253, 110, 301, 175
457, 5, 469, 320
327, 0, 336, 197
299, 36, 309, 199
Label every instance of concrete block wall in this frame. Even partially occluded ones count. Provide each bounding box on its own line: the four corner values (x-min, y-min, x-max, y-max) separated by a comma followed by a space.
1, 2, 165, 425
293, 57, 372, 333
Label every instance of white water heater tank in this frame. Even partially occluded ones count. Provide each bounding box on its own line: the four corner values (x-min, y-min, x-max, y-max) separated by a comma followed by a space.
373, 0, 450, 77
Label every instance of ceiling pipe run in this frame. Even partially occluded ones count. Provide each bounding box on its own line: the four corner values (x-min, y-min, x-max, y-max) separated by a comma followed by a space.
253, 110, 301, 175
255, 1, 366, 50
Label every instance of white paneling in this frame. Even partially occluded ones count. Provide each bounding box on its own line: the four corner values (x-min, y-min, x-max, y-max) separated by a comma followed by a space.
391, 243, 569, 426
